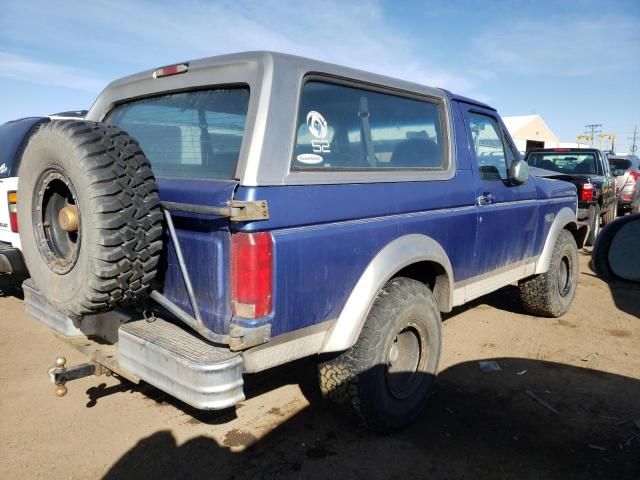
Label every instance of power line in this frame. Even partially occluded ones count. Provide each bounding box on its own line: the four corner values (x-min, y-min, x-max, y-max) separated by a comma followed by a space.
628, 125, 638, 153
584, 124, 602, 147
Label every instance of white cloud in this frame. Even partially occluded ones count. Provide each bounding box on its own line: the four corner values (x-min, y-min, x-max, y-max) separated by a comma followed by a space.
0, 0, 475, 95
0, 51, 107, 92
473, 15, 639, 76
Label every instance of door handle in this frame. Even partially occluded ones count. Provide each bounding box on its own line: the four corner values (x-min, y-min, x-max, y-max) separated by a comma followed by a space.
477, 192, 494, 206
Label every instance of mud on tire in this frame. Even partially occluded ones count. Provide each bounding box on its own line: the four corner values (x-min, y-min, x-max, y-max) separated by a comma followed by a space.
518, 229, 578, 317
17, 120, 163, 318
318, 277, 442, 432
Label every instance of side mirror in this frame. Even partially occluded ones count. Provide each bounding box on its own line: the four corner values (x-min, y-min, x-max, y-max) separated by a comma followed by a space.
613, 169, 625, 177
508, 159, 529, 185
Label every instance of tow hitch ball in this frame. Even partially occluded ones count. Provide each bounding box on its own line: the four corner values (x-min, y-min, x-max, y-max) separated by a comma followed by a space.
47, 357, 110, 397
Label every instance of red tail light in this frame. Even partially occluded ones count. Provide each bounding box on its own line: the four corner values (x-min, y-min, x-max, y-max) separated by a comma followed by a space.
627, 171, 638, 185
153, 63, 188, 78
7, 191, 18, 232
579, 183, 593, 202
230, 232, 273, 318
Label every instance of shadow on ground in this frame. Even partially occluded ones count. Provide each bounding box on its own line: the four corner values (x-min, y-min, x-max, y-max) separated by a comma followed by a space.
102, 357, 640, 480
0, 275, 24, 299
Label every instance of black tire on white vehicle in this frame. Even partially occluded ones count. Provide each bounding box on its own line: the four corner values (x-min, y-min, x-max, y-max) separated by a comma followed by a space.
318, 277, 442, 432
17, 120, 163, 318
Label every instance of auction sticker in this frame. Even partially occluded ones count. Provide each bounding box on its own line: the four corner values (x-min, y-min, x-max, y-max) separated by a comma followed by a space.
296, 153, 323, 165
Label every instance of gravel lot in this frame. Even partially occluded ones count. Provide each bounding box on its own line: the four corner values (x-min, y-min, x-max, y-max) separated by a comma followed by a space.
1, 249, 638, 480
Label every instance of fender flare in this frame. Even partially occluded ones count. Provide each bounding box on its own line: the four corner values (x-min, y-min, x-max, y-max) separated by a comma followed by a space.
320, 234, 454, 353
534, 206, 578, 274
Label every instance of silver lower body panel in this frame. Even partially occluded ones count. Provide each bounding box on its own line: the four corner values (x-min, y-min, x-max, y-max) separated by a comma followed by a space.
118, 318, 244, 410
24, 281, 245, 410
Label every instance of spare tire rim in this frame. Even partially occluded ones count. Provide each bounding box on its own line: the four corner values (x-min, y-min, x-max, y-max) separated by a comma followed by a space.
33, 168, 81, 274
385, 324, 427, 400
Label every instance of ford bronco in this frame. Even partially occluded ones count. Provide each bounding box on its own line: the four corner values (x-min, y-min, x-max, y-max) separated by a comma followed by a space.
12, 52, 587, 431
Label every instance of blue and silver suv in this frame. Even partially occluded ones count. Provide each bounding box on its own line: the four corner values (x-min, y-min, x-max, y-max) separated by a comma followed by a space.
14, 52, 586, 431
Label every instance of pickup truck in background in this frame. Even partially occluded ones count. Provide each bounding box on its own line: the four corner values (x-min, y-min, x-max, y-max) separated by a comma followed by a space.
525, 148, 617, 245
8, 52, 588, 432
0, 111, 86, 278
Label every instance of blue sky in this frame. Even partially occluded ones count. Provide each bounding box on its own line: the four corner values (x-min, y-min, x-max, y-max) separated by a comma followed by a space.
1, 0, 638, 152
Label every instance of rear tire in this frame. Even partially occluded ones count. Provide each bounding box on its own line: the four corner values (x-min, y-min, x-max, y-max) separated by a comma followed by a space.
518, 229, 578, 317
586, 204, 601, 246
17, 120, 163, 318
318, 277, 442, 432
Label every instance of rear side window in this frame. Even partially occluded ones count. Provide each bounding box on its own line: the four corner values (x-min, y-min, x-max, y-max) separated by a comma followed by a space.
292, 81, 445, 170
106, 87, 250, 179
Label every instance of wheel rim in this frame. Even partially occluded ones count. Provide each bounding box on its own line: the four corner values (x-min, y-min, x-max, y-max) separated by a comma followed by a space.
33, 169, 81, 274
557, 255, 572, 297
385, 325, 426, 400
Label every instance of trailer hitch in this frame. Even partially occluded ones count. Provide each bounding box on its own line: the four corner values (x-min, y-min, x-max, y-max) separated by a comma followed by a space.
47, 356, 110, 397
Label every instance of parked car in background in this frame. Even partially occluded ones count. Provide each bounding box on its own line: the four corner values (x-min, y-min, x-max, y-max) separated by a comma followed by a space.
608, 154, 640, 215
525, 148, 617, 245
0, 111, 86, 278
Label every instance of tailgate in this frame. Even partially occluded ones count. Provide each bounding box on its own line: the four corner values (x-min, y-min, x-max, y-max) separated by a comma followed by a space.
156, 178, 237, 336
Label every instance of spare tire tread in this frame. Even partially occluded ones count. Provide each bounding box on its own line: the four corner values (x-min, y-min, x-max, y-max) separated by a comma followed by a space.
18, 120, 163, 317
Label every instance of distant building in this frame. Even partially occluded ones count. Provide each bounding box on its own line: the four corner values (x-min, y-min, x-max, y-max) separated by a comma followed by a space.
503, 115, 560, 153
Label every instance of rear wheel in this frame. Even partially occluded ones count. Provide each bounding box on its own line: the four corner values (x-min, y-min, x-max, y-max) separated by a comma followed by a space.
318, 277, 442, 432
17, 120, 163, 318
518, 229, 578, 317
586, 205, 601, 246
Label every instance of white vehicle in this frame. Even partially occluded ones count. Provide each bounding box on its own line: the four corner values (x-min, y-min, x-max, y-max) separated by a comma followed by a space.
0, 111, 86, 277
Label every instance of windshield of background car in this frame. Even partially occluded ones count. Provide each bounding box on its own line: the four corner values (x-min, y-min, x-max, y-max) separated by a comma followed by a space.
105, 87, 250, 179
527, 152, 598, 175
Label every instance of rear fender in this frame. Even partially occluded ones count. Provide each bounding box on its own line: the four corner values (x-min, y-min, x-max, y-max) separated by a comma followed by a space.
320, 234, 453, 353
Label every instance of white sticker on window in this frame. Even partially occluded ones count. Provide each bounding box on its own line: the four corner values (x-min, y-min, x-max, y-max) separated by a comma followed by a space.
306, 110, 331, 155
306, 111, 328, 139
0, 163, 7, 175
296, 153, 323, 165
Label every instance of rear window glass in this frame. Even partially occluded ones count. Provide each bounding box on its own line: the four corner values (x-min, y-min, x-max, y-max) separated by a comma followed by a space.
106, 87, 250, 179
527, 152, 598, 175
292, 81, 445, 170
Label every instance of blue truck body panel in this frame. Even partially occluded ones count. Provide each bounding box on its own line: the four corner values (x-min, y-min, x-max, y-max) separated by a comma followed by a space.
155, 178, 237, 334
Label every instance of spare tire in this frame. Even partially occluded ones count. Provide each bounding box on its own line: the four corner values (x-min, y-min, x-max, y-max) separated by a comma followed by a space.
18, 120, 163, 318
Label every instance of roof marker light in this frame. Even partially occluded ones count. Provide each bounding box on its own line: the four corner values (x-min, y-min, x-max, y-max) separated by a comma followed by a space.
153, 63, 188, 78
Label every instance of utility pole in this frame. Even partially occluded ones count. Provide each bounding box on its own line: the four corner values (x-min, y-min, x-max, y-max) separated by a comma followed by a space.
584, 124, 602, 147
628, 125, 638, 154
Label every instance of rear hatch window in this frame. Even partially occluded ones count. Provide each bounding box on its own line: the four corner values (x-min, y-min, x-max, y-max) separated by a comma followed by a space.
527, 151, 598, 175
105, 87, 250, 180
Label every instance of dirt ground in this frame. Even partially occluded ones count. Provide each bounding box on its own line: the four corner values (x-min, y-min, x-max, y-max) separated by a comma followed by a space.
0, 249, 638, 480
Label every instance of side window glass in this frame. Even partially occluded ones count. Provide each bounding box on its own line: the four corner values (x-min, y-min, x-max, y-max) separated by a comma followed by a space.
292, 81, 445, 170
468, 113, 508, 181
